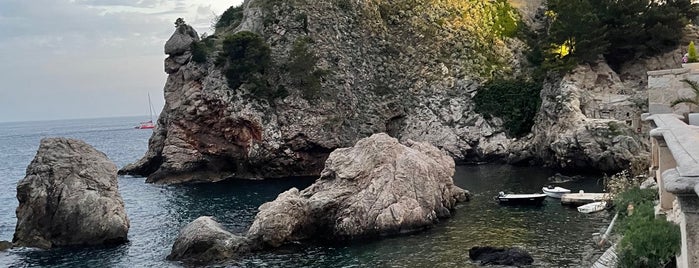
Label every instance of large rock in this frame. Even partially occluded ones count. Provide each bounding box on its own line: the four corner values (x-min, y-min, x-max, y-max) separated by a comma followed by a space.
164, 22, 199, 55
247, 133, 468, 246
469, 246, 534, 266
119, 1, 524, 184
168, 216, 250, 263
509, 63, 649, 172
13, 138, 129, 249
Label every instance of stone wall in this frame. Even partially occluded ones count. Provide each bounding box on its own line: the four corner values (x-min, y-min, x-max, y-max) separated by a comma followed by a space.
647, 65, 699, 115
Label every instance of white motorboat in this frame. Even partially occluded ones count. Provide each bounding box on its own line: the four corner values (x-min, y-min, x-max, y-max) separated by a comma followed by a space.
542, 186, 571, 198
578, 201, 607, 213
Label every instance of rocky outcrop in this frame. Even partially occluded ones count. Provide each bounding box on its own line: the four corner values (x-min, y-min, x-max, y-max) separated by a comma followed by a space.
13, 138, 129, 249
167, 216, 250, 263
247, 133, 468, 245
509, 63, 649, 172
119, 0, 522, 184
469, 246, 534, 266
169, 134, 467, 263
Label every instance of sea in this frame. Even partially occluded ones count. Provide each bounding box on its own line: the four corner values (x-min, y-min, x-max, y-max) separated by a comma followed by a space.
0, 116, 611, 267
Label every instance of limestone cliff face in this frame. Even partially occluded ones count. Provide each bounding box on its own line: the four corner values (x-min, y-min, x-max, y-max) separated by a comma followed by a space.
120, 0, 523, 183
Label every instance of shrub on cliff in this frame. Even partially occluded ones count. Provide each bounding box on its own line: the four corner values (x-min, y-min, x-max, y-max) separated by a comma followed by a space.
221, 31, 271, 96
216, 5, 244, 29
689, 41, 698, 63
474, 79, 541, 137
286, 37, 327, 100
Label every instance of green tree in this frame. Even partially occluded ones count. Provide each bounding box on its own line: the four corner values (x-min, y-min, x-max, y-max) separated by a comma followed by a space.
545, 0, 608, 66
221, 31, 271, 94
689, 41, 698, 62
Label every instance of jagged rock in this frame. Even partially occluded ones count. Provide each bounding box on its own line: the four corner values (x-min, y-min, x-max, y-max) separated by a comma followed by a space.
13, 138, 129, 249
509, 63, 649, 172
164, 23, 199, 55
247, 133, 468, 247
0, 241, 11, 251
167, 216, 250, 263
469, 246, 534, 266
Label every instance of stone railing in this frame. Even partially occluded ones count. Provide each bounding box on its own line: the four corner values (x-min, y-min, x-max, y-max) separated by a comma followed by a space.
645, 113, 699, 268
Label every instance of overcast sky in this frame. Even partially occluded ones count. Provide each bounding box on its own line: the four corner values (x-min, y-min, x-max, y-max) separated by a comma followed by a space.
0, 0, 243, 123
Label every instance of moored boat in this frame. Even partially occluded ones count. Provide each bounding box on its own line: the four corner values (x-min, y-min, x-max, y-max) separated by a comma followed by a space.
135, 93, 157, 130
542, 186, 571, 198
496, 192, 547, 205
577, 201, 607, 213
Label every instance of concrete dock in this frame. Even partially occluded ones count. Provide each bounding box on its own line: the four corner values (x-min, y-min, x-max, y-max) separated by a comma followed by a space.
560, 193, 611, 206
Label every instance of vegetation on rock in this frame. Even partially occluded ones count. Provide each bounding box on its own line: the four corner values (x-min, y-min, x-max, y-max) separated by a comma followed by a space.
287, 37, 327, 101
220, 31, 272, 97
216, 5, 244, 29
474, 79, 541, 137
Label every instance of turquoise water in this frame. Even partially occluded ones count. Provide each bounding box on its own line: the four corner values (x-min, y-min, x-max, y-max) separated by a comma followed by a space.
0, 117, 611, 267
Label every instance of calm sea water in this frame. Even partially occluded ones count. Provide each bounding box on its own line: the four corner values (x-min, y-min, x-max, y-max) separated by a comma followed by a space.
0, 117, 611, 267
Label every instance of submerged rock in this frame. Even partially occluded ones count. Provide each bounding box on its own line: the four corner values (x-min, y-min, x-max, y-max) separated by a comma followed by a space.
168, 216, 250, 263
469, 246, 534, 266
0, 241, 11, 251
247, 133, 468, 246
13, 138, 129, 249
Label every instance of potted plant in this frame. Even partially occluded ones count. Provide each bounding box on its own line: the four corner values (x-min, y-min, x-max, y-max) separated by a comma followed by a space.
671, 79, 699, 125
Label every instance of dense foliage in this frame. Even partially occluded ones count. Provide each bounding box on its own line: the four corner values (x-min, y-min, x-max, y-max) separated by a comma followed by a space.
216, 5, 244, 29
287, 37, 326, 100
474, 79, 541, 137
220, 31, 272, 97
613, 188, 681, 268
543, 0, 699, 70
690, 41, 698, 62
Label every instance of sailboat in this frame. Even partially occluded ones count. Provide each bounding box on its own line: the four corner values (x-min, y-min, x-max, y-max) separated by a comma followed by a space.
135, 93, 156, 129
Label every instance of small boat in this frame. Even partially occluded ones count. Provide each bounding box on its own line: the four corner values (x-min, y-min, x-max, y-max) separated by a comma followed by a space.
542, 186, 571, 198
135, 93, 156, 130
496, 192, 547, 205
135, 120, 155, 129
577, 201, 607, 213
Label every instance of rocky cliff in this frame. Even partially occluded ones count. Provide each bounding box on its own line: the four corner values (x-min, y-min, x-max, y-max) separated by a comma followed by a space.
120, 0, 665, 183
120, 0, 526, 183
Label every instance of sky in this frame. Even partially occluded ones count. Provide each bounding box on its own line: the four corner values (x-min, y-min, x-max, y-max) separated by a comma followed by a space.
0, 0, 243, 123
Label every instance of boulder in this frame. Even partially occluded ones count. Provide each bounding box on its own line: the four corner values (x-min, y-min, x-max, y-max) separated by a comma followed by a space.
0, 241, 11, 251
247, 133, 468, 247
13, 138, 129, 249
164, 23, 199, 55
168, 216, 250, 263
469, 246, 534, 266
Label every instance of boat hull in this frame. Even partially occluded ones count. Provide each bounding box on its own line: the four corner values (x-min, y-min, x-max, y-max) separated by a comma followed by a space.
542, 187, 571, 199
497, 194, 547, 206
577, 201, 607, 213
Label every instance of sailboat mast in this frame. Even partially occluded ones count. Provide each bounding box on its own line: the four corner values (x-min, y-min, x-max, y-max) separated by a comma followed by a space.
148, 93, 154, 122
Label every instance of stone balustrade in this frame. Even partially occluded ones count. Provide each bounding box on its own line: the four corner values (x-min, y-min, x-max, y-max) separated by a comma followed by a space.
645, 113, 699, 268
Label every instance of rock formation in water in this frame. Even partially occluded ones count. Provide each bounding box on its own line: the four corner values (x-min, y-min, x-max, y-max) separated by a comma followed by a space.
247, 133, 468, 245
13, 138, 130, 249
169, 134, 468, 263
167, 216, 249, 263
469, 246, 534, 266
119, 0, 527, 184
